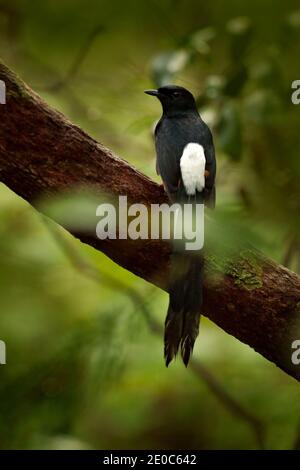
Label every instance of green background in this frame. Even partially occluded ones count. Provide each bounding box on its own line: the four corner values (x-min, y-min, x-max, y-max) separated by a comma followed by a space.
0, 0, 300, 449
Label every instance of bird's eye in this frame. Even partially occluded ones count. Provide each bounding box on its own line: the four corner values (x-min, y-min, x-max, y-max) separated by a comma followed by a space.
173, 92, 180, 97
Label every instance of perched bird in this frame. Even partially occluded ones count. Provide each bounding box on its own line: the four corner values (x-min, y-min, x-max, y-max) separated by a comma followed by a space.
145, 85, 216, 366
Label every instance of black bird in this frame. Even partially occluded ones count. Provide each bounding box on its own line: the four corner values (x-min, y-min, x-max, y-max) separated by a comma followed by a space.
145, 85, 216, 366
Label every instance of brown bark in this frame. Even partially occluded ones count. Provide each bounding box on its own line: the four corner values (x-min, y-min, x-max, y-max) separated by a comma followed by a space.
1, 61, 300, 380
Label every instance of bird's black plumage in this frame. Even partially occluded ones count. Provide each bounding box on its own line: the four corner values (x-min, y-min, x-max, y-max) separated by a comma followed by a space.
145, 85, 216, 366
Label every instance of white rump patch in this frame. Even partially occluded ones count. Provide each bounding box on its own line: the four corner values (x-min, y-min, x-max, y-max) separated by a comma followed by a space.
180, 143, 206, 195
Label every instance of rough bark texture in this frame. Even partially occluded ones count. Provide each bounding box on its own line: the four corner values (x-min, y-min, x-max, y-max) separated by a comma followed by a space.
1, 61, 300, 380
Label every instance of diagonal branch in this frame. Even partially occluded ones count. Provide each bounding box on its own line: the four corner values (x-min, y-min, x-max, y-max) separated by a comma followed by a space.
0, 61, 300, 381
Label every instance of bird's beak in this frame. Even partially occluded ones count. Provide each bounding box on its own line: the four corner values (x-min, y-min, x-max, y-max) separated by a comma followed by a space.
144, 89, 159, 97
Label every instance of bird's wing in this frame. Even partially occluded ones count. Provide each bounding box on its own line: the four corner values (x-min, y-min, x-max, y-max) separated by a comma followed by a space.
155, 133, 181, 200
202, 127, 216, 208
203, 128, 216, 187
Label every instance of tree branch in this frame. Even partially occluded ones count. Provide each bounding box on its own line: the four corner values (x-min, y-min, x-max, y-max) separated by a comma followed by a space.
1, 61, 300, 381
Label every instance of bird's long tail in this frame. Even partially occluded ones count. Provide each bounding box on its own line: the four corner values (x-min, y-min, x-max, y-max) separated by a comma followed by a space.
164, 252, 203, 367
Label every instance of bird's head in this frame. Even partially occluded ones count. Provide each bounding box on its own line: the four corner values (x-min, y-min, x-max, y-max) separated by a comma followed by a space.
144, 85, 197, 116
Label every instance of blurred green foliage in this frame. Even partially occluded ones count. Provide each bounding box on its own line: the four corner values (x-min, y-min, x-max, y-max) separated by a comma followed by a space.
0, 0, 300, 450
